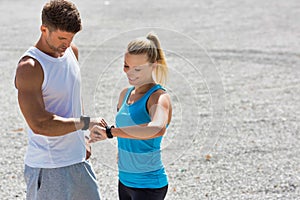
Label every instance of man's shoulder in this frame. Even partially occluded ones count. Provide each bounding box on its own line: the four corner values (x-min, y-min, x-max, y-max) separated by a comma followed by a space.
16, 56, 44, 89
18, 56, 35, 67
18, 56, 42, 70
70, 43, 79, 60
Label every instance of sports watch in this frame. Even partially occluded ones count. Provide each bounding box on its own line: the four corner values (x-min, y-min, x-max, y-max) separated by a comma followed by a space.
105, 125, 115, 139
80, 115, 90, 130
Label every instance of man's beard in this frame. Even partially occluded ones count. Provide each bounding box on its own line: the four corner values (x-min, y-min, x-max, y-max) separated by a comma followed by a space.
46, 38, 64, 54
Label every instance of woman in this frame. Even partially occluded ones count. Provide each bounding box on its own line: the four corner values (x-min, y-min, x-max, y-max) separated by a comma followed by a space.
90, 32, 172, 200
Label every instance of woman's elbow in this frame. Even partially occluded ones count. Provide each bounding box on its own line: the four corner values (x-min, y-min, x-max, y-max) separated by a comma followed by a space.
152, 125, 166, 137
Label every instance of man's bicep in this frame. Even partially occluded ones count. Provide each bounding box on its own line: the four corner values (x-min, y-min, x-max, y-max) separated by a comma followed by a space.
16, 60, 50, 129
17, 89, 49, 129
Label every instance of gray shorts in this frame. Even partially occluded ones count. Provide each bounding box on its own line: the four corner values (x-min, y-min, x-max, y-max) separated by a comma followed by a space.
24, 161, 101, 200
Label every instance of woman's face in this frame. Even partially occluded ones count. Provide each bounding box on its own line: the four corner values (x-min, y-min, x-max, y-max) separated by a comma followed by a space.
123, 52, 155, 87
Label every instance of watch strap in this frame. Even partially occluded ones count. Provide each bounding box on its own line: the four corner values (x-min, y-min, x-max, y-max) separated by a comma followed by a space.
105, 125, 114, 139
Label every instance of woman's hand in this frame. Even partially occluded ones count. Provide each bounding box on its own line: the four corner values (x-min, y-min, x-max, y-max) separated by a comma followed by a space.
100, 118, 108, 127
89, 125, 107, 143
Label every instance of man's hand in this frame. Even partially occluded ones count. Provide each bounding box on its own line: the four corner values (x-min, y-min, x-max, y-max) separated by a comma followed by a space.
89, 125, 107, 143
85, 135, 92, 160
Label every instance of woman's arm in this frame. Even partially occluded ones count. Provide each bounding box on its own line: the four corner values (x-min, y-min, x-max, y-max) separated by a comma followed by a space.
114, 91, 171, 139
90, 90, 172, 141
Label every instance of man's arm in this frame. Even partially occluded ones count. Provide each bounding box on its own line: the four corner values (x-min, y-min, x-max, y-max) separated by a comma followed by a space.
15, 56, 86, 137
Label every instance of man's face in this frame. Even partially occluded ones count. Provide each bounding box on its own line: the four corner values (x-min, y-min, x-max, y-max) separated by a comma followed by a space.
44, 26, 75, 54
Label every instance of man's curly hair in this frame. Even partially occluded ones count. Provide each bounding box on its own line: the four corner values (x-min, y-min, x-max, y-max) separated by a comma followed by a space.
42, 0, 82, 33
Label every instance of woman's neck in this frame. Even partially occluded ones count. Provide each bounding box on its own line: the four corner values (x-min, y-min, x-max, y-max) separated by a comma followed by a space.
134, 82, 156, 94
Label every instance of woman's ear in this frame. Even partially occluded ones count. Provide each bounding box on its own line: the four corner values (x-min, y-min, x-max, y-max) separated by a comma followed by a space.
152, 61, 158, 70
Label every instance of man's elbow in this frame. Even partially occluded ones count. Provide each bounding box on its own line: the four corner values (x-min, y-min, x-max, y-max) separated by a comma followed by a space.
30, 125, 45, 135
29, 121, 50, 136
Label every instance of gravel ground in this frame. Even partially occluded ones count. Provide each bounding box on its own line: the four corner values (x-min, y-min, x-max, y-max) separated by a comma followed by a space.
0, 0, 299, 199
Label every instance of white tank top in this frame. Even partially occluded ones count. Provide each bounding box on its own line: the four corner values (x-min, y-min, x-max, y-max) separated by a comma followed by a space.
21, 46, 86, 168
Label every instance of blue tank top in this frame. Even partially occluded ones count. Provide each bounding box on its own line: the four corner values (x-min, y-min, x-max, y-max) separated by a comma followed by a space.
115, 84, 168, 188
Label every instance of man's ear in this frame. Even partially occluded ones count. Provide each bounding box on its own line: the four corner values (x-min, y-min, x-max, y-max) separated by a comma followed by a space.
40, 25, 47, 34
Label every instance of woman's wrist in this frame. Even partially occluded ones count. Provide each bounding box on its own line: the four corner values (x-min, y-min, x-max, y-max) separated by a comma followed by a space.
105, 125, 115, 138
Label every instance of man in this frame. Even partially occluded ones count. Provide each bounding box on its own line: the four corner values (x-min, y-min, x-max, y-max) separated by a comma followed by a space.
15, 0, 102, 199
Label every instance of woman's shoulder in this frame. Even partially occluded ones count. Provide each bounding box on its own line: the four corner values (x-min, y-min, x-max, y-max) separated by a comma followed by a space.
120, 87, 129, 98
117, 87, 130, 110
148, 86, 170, 105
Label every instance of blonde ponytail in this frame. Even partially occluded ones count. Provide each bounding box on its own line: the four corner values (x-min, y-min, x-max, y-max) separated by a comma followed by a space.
146, 32, 168, 86
127, 32, 168, 86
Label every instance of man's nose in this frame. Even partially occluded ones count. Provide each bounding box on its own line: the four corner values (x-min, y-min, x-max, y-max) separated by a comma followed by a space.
64, 41, 71, 47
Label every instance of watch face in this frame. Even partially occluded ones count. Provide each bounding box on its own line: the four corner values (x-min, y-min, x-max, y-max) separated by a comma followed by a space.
81, 116, 90, 130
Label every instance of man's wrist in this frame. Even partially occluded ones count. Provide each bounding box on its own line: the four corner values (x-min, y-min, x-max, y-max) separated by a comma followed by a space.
80, 115, 90, 130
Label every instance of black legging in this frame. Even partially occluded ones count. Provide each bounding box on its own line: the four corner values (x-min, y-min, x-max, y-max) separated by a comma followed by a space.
118, 181, 168, 200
